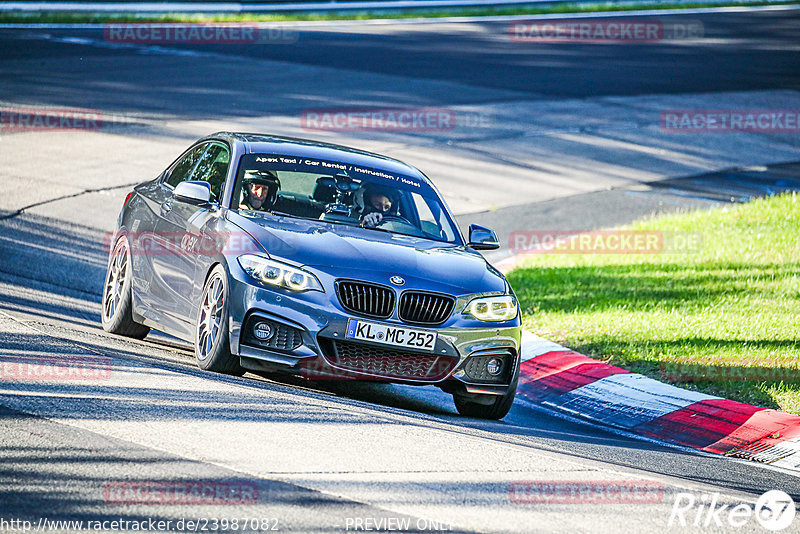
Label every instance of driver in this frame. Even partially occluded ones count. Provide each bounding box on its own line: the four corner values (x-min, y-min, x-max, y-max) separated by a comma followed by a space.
360, 184, 399, 228
239, 172, 280, 211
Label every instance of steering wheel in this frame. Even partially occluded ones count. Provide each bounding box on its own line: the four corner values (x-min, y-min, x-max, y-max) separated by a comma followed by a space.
376, 214, 414, 227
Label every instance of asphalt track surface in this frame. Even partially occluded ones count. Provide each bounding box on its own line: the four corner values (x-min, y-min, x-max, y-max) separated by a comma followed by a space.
0, 8, 799, 533
1, 10, 799, 110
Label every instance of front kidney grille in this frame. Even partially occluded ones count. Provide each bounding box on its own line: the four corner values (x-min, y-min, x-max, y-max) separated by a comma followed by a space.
324, 339, 457, 381
398, 291, 455, 325
336, 280, 395, 319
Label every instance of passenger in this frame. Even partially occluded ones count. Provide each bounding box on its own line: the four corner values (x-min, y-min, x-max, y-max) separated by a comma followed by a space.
239, 172, 280, 211
360, 185, 399, 228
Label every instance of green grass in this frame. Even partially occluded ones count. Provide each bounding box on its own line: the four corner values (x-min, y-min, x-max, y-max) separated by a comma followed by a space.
0, 0, 797, 24
507, 192, 800, 414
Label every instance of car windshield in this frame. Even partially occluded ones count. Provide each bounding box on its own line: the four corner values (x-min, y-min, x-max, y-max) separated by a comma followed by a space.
231, 153, 461, 244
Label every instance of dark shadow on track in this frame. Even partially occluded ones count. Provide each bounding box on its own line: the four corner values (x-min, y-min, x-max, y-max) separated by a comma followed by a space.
2, 11, 800, 119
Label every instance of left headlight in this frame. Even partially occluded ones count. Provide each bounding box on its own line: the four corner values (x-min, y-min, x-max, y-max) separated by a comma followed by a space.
465, 295, 518, 321
237, 254, 324, 292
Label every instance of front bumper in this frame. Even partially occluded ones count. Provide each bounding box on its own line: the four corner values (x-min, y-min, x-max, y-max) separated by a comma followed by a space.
225, 262, 521, 396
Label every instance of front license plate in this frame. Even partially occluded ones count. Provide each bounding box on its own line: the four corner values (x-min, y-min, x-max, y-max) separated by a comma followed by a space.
345, 319, 437, 352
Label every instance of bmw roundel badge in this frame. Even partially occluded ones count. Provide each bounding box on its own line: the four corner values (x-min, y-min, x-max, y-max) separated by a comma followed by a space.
390, 276, 405, 286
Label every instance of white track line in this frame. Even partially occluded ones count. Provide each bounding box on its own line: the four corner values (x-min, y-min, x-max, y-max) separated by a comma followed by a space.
553, 373, 719, 429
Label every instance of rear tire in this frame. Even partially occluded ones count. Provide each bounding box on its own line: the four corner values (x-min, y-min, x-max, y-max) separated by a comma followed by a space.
453, 374, 518, 420
101, 235, 150, 339
195, 265, 244, 376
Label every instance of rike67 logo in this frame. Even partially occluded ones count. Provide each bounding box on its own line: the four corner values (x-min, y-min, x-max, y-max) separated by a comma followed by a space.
668, 490, 796, 531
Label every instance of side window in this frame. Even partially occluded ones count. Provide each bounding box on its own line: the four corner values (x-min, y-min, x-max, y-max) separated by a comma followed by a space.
165, 143, 207, 188
192, 143, 230, 202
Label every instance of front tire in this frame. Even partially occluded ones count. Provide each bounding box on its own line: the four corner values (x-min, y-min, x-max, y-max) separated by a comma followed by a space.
101, 235, 150, 339
195, 265, 243, 376
453, 374, 518, 420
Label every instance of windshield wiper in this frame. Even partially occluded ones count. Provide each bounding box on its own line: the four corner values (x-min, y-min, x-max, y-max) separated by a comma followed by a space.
269, 210, 305, 220
362, 225, 431, 241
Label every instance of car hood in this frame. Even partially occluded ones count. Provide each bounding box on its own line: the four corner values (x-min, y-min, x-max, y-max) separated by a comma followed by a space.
228, 212, 506, 295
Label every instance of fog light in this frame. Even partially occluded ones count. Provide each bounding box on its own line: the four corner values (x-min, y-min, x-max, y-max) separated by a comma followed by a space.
253, 321, 274, 341
486, 358, 503, 376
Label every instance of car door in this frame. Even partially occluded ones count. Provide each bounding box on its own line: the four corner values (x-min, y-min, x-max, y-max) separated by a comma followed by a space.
152, 141, 231, 333
182, 141, 234, 315
149, 142, 208, 332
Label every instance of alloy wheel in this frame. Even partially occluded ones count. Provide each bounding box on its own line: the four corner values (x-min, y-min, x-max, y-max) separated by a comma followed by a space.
103, 238, 129, 322
198, 275, 225, 360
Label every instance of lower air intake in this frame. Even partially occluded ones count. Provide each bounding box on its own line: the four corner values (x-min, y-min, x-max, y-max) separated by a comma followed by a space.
323, 339, 457, 381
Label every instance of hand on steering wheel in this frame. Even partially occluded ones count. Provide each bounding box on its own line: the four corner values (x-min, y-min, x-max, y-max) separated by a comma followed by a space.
362, 212, 383, 228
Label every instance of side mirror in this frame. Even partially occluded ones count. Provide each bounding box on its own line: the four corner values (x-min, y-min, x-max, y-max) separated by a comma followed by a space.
174, 181, 212, 205
468, 224, 500, 250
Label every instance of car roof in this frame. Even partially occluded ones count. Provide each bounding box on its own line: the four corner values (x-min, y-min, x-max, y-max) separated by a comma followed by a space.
203, 132, 431, 184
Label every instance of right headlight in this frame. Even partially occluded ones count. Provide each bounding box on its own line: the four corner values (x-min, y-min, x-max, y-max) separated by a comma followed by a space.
464, 295, 518, 322
237, 254, 323, 292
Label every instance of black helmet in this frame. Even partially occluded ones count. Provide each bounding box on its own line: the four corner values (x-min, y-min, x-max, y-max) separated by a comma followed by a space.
362, 182, 398, 203
242, 171, 280, 210
359, 182, 399, 217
